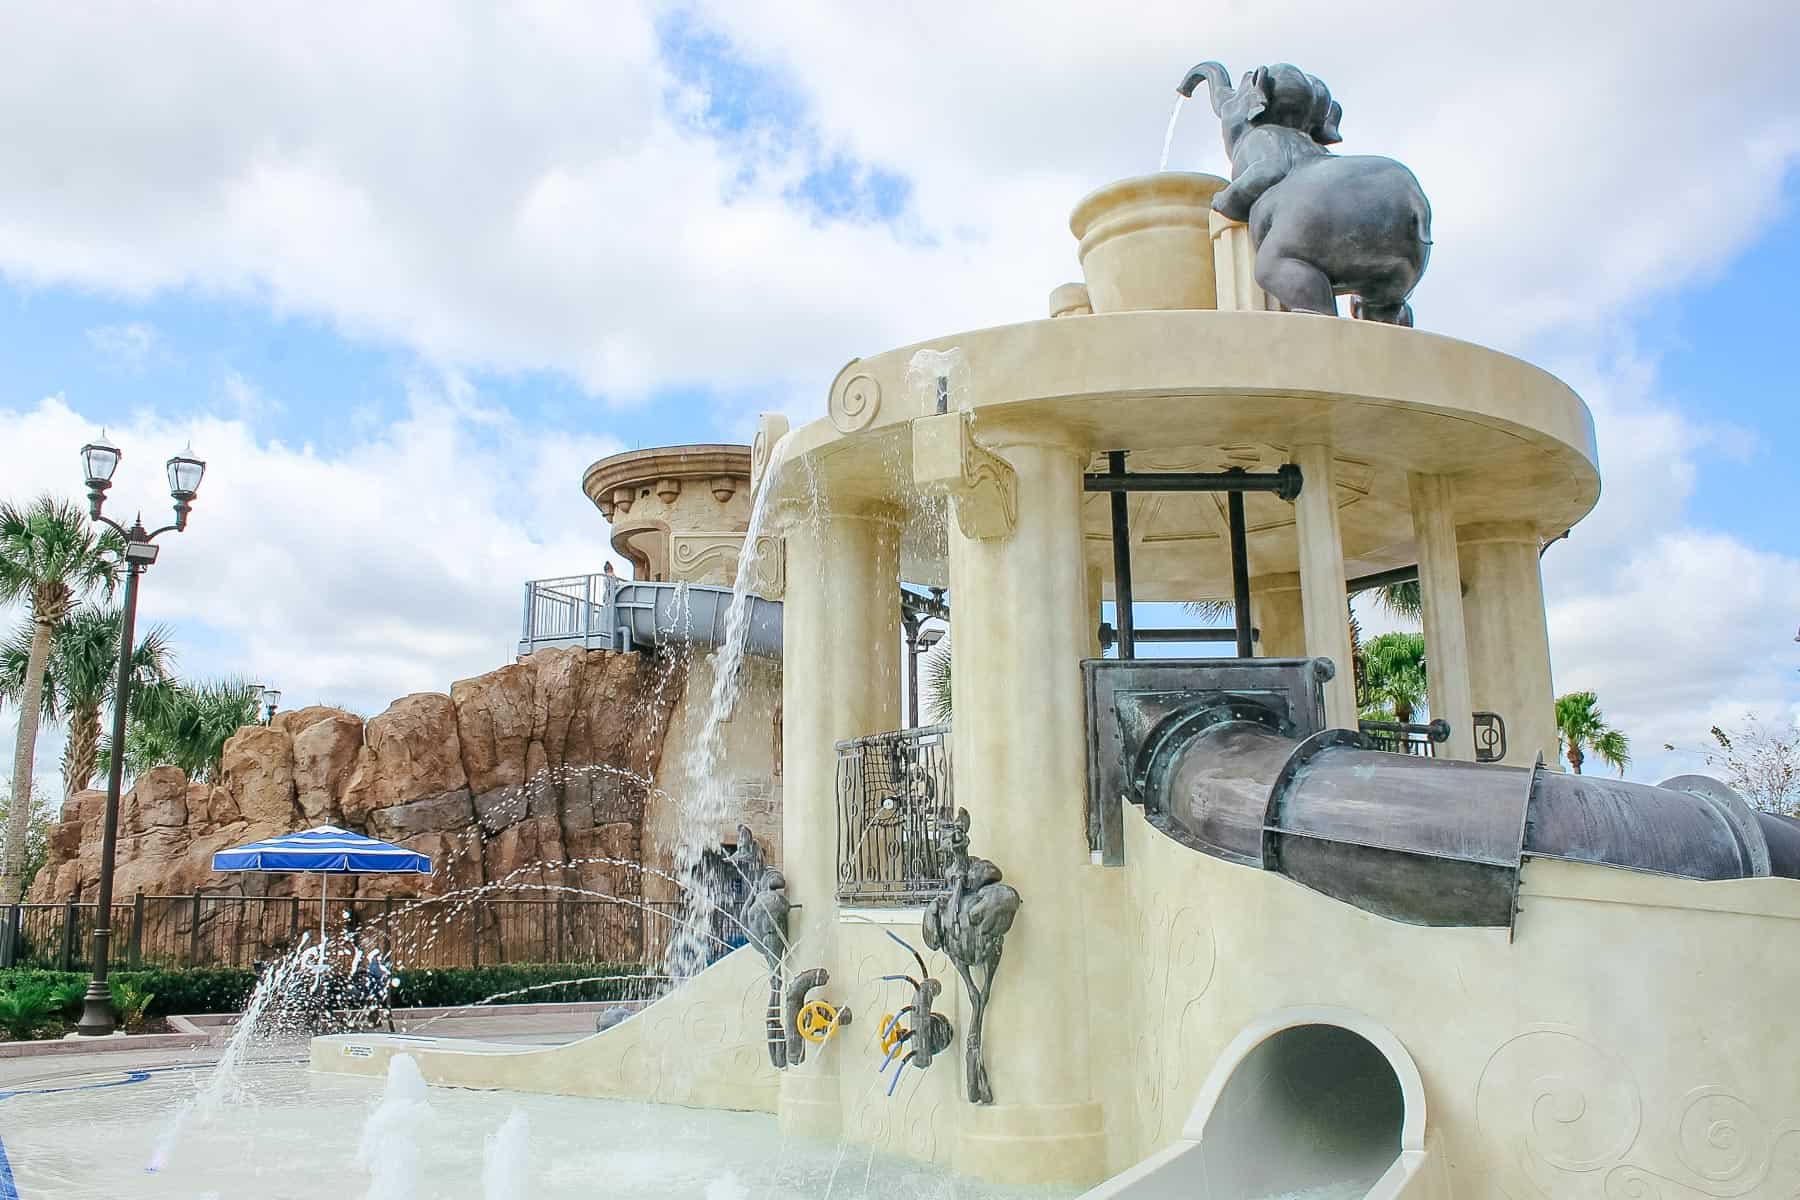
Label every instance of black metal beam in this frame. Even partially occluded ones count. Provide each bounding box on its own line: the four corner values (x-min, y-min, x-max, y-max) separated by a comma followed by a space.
1108, 450, 1135, 660
1098, 624, 1260, 650
1084, 463, 1303, 501
1227, 488, 1253, 657
1344, 564, 1419, 593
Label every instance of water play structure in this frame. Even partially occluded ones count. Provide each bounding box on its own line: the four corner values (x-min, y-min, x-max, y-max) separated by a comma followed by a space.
306, 62, 1800, 1199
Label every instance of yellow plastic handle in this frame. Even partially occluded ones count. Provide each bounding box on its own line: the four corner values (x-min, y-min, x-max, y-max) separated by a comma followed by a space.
797, 1000, 839, 1044
879, 1012, 904, 1054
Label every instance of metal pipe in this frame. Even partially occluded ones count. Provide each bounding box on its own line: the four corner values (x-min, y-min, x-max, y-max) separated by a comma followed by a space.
1084, 465, 1302, 498
1108, 450, 1135, 660
1227, 487, 1253, 657
1098, 624, 1259, 648
903, 613, 920, 729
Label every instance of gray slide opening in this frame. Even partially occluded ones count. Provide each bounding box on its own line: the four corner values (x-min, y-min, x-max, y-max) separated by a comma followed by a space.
1196, 1024, 1403, 1198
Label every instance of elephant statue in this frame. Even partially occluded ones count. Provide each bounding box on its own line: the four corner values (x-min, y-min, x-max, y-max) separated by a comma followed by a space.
1177, 61, 1432, 325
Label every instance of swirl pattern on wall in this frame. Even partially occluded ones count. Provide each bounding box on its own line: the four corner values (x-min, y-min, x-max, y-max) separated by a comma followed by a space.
1600, 1089, 1800, 1199
1476, 1027, 1644, 1193
831, 373, 881, 433
1126, 883, 1218, 1150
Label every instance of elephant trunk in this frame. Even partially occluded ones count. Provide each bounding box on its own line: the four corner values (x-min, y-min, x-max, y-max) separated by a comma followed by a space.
1177, 61, 1234, 113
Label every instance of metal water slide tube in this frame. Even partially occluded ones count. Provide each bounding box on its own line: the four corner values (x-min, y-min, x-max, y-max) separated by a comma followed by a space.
517, 576, 783, 659
1087, 660, 1800, 929
609, 581, 783, 658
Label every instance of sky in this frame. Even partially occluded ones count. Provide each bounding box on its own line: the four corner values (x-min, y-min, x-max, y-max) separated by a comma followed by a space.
1, 1, 1797, 792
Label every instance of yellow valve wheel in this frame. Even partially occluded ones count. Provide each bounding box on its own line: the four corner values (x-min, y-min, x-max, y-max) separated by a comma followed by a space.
797, 1000, 840, 1044
879, 1013, 904, 1055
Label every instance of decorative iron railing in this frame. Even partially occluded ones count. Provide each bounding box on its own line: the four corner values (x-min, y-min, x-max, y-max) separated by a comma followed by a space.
835, 725, 954, 905
1358, 718, 1450, 757
0, 893, 679, 972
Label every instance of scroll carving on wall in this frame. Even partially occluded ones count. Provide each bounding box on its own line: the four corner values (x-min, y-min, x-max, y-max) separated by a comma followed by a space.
1475, 1026, 1800, 1198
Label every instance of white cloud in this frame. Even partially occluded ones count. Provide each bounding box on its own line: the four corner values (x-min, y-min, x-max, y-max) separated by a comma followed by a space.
84, 321, 162, 370
0, 387, 626, 736
1, 3, 1798, 791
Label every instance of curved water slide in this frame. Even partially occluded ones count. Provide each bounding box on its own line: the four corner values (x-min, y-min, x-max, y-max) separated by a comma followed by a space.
518, 578, 782, 659
1080, 658, 1800, 1199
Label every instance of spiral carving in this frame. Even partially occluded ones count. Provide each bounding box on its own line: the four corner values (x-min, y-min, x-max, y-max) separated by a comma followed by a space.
1477, 1029, 1642, 1181
1679, 1090, 1764, 1184
1601, 1092, 1800, 1199
831, 373, 881, 433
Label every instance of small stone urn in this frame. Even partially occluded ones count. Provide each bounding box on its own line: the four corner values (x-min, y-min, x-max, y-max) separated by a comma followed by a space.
1069, 172, 1228, 313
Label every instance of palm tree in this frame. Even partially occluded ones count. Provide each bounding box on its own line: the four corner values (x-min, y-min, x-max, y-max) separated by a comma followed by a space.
0, 497, 121, 902
99, 677, 262, 784
922, 640, 953, 724
1358, 631, 1428, 723
0, 610, 175, 801
1554, 691, 1631, 776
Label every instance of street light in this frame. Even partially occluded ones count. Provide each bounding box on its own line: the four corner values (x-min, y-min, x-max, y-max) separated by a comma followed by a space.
74, 435, 206, 1036
261, 686, 281, 725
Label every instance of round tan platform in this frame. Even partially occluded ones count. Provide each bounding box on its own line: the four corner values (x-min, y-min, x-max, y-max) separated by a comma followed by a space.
772, 309, 1597, 599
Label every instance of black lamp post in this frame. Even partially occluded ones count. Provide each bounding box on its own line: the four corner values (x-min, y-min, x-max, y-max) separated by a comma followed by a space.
73, 434, 206, 1036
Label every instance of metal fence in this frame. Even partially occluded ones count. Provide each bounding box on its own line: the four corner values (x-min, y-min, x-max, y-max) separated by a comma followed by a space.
519, 573, 615, 654
0, 893, 681, 972
836, 724, 954, 905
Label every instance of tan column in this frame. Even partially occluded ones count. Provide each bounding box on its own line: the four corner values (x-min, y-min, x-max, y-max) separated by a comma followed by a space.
1084, 563, 1104, 658
1291, 444, 1358, 726
946, 435, 1107, 1186
1250, 572, 1305, 659
1457, 521, 1557, 768
777, 502, 900, 1137
1408, 474, 1475, 760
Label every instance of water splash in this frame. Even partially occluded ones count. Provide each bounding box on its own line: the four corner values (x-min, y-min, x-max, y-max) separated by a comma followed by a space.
359, 1054, 432, 1200
906, 348, 968, 415
665, 431, 794, 983
482, 1108, 531, 1200
1159, 93, 1187, 172
148, 945, 311, 1173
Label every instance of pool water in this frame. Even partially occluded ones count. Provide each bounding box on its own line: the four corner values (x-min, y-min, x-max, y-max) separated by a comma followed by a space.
0, 1056, 1071, 1199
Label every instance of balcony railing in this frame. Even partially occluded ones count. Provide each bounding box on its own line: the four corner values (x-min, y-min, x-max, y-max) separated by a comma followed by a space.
1358, 718, 1450, 757
836, 725, 954, 905
520, 573, 619, 655
1358, 712, 1509, 762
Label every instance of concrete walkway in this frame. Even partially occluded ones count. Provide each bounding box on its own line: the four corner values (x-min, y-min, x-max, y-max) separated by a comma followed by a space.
0, 1002, 609, 1089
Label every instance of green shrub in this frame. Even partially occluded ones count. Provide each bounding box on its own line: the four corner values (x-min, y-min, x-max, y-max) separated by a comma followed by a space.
0, 962, 652, 1018
0, 980, 64, 1040
110, 978, 155, 1031
390, 963, 651, 1009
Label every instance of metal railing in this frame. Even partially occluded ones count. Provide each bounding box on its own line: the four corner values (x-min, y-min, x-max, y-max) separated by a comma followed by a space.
0, 893, 680, 972
836, 725, 955, 905
1358, 718, 1450, 757
520, 573, 618, 654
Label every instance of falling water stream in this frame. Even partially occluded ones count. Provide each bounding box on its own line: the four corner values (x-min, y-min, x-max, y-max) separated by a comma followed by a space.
1159, 93, 1186, 171
664, 430, 795, 982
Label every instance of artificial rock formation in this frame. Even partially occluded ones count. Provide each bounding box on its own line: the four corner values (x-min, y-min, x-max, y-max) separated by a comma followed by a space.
28, 647, 685, 917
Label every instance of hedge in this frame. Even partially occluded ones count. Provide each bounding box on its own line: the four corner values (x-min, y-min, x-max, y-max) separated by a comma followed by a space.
0, 962, 654, 1019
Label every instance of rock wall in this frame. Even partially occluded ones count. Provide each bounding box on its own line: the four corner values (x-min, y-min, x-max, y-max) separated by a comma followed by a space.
28, 647, 686, 910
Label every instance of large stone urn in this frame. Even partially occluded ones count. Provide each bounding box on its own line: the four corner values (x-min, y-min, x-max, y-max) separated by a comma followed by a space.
1069, 172, 1227, 313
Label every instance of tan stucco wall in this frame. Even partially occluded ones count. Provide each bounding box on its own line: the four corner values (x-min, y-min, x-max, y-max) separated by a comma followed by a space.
1103, 802, 1800, 1197
311, 944, 779, 1112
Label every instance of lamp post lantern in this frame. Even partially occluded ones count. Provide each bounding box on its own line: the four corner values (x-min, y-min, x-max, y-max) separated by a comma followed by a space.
261, 686, 281, 726
73, 436, 206, 1036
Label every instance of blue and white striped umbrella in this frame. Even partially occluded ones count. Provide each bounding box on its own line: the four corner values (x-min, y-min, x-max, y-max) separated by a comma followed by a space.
213, 825, 431, 968
213, 824, 432, 875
